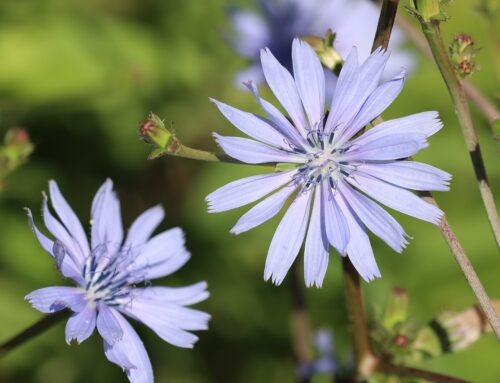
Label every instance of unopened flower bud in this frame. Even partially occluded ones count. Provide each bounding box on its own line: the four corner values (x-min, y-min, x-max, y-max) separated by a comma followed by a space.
139, 113, 172, 149
382, 287, 408, 330
301, 31, 343, 72
449, 34, 479, 78
0, 128, 34, 172
393, 334, 409, 348
411, 0, 445, 21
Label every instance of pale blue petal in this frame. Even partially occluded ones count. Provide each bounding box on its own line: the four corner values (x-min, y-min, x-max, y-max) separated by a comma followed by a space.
91, 179, 114, 248
211, 98, 289, 148
324, 47, 360, 134
97, 303, 124, 346
357, 48, 390, 97
124, 205, 165, 248
121, 296, 210, 348
25, 286, 86, 313
264, 189, 312, 285
244, 81, 306, 148
348, 173, 443, 224
321, 181, 349, 255
357, 161, 451, 191
213, 133, 305, 164
330, 48, 389, 137
260, 48, 308, 136
65, 304, 96, 344
341, 133, 427, 162
131, 228, 190, 281
338, 70, 406, 144
49, 180, 90, 258
335, 194, 381, 282
25, 208, 54, 256
207, 170, 295, 213
131, 282, 209, 306
304, 189, 329, 288
351, 112, 443, 147
108, 194, 124, 246
103, 309, 153, 383
230, 183, 296, 234
292, 39, 325, 130
338, 182, 408, 253
41, 197, 84, 282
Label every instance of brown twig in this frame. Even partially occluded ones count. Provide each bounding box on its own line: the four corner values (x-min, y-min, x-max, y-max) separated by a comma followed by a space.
342, 258, 379, 377
379, 363, 472, 383
419, 191, 500, 339
0, 311, 69, 359
290, 263, 313, 383
372, 0, 400, 52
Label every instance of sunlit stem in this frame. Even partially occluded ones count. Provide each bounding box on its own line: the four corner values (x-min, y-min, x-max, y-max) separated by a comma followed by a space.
416, 19, 500, 250
0, 311, 69, 359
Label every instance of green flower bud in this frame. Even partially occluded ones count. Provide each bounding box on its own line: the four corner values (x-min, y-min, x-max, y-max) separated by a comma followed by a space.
301, 31, 343, 73
449, 34, 479, 78
139, 113, 172, 149
409, 0, 447, 22
382, 287, 408, 330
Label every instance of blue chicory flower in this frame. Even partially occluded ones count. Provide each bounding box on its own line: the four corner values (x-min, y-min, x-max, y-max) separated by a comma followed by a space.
229, 0, 415, 87
25, 179, 210, 383
207, 39, 450, 287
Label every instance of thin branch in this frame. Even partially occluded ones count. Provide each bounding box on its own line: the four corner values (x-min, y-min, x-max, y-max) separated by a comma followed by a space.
0, 311, 69, 358
395, 14, 500, 129
380, 363, 472, 383
416, 18, 500, 250
290, 263, 313, 383
151, 137, 274, 167
372, 0, 400, 51
419, 191, 500, 339
342, 258, 378, 377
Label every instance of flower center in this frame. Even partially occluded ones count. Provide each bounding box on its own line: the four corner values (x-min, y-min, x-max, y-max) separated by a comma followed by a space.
82, 245, 136, 306
293, 130, 353, 190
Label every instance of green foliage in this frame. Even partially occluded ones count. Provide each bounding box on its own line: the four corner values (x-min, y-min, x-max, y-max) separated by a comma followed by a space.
0, 0, 498, 382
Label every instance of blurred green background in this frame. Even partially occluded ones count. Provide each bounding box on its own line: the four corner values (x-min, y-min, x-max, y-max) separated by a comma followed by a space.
0, 0, 499, 382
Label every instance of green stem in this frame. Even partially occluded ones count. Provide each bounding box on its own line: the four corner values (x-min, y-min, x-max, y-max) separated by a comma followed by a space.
0, 311, 69, 359
418, 19, 500, 249
153, 136, 275, 167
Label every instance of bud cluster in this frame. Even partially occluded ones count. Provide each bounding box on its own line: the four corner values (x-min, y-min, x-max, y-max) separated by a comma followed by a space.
449, 33, 480, 78
0, 128, 34, 189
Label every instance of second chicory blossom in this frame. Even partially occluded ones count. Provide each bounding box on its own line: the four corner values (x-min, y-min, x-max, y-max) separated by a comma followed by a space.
26, 179, 210, 383
207, 39, 450, 287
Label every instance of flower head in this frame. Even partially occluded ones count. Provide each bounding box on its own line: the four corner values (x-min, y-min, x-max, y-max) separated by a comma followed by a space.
207, 39, 450, 287
229, 0, 415, 86
25, 179, 210, 383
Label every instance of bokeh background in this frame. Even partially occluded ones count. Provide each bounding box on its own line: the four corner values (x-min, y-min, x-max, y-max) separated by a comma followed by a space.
0, 0, 499, 382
